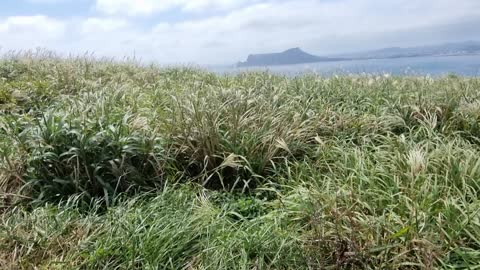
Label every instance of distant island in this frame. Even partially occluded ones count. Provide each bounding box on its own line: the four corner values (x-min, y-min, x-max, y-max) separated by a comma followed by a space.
237, 41, 480, 67
237, 48, 345, 67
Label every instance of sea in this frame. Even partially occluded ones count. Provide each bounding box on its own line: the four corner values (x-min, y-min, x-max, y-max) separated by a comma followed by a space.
211, 54, 480, 77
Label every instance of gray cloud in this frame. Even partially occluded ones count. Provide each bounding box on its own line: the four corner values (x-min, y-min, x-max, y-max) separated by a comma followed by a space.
1, 0, 479, 64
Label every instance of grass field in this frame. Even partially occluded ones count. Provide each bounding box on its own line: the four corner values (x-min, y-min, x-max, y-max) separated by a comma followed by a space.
1, 52, 480, 269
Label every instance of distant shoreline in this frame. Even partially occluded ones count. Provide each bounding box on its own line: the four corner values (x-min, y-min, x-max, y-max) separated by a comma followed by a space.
346, 52, 480, 61
237, 41, 480, 68
235, 52, 480, 68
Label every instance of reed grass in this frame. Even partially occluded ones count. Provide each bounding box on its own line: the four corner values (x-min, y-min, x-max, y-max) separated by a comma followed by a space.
1, 52, 480, 269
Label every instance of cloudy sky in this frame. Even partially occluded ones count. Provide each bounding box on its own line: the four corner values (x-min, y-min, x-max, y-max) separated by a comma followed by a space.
1, 0, 479, 64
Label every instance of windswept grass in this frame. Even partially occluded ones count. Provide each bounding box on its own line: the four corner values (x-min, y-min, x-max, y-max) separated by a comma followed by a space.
1, 52, 480, 269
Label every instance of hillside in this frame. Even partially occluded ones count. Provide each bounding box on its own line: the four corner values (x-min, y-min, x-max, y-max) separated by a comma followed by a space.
1, 54, 480, 269
337, 40, 480, 59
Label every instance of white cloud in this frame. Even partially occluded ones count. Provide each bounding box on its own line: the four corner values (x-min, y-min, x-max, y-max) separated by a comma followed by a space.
81, 18, 129, 34
2, 0, 480, 64
0, 16, 66, 53
95, 0, 180, 16
0, 15, 65, 39
95, 0, 259, 16
182, 0, 260, 12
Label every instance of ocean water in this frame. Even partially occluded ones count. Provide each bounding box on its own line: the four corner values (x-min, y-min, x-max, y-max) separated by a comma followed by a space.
213, 54, 480, 76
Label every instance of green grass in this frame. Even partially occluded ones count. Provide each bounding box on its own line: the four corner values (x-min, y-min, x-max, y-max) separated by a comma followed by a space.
1, 52, 480, 269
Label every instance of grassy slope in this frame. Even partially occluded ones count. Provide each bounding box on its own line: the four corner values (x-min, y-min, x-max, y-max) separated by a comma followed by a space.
1, 53, 480, 269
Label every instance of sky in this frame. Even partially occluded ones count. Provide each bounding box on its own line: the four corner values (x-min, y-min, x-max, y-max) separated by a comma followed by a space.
0, 0, 480, 65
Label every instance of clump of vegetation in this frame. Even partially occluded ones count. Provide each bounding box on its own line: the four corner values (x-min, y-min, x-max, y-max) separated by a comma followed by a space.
1, 52, 480, 269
